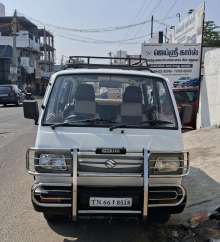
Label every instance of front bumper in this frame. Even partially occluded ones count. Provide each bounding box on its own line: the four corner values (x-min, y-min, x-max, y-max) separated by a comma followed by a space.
31, 183, 187, 215
27, 148, 189, 220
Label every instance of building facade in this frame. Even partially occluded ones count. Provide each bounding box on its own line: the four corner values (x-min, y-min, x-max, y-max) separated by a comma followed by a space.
0, 45, 12, 84
37, 28, 55, 95
0, 14, 40, 89
0, 4, 55, 95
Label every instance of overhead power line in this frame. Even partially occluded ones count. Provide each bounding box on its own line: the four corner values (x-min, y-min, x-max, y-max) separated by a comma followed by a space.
134, 0, 152, 20
68, 33, 151, 43
154, 19, 171, 27
56, 33, 151, 45
162, 0, 178, 20
17, 11, 151, 33
124, 0, 152, 40
132, 0, 163, 38
15, 8, 185, 46
136, 0, 154, 23
45, 19, 151, 33
18, 10, 177, 35
150, 0, 163, 15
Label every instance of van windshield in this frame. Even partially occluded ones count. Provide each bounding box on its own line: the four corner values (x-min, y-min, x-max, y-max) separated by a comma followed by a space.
43, 74, 177, 129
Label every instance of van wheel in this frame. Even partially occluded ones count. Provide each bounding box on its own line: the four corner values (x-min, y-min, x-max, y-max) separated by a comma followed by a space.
148, 211, 171, 224
3, 104, 7, 107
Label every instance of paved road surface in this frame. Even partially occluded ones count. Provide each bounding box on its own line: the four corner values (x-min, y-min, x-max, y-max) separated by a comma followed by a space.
0, 104, 219, 242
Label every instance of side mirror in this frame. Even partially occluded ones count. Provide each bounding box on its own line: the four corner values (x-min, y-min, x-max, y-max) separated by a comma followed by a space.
23, 100, 39, 125
180, 104, 193, 125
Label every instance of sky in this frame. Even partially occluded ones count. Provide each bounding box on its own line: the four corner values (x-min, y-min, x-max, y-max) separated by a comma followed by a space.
1, 0, 219, 64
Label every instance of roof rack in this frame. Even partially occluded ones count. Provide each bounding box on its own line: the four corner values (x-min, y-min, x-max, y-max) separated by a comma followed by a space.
65, 56, 152, 72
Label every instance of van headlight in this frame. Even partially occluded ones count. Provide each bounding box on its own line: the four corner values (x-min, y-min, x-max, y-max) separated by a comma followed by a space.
26, 148, 73, 174
150, 153, 187, 175
155, 157, 180, 172
38, 154, 67, 171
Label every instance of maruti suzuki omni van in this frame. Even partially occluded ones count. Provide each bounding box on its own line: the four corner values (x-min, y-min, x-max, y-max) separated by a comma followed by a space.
23, 56, 189, 223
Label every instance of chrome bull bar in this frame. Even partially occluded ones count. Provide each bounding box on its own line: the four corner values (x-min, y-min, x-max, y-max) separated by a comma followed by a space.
71, 149, 77, 221
143, 148, 149, 218
26, 147, 189, 221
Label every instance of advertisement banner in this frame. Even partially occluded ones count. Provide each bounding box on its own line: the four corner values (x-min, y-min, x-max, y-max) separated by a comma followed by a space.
169, 3, 205, 44
141, 43, 201, 84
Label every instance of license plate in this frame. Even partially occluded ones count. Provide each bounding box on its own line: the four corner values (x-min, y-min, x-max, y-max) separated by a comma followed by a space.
96, 148, 126, 154
89, 197, 132, 207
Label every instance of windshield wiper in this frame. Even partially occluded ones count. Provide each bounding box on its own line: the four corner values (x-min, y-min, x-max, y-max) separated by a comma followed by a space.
109, 120, 174, 131
51, 118, 117, 130
144, 120, 173, 125
51, 118, 173, 131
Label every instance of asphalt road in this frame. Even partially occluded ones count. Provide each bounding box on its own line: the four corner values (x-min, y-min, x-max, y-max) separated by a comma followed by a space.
0, 104, 219, 242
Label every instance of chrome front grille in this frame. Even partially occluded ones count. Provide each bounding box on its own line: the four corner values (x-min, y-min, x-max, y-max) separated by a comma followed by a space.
78, 152, 143, 174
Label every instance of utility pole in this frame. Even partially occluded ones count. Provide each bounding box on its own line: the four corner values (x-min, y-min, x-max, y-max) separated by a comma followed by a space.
108, 51, 112, 65
176, 13, 181, 23
165, 27, 168, 43
60, 55, 64, 67
52, 35, 54, 71
151, 15, 154, 38
11, 10, 17, 84
43, 26, 47, 73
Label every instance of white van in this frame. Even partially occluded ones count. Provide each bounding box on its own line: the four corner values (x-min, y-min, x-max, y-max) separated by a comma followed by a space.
23, 57, 189, 223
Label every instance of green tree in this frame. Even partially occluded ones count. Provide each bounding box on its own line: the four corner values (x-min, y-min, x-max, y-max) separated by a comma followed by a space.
203, 20, 220, 45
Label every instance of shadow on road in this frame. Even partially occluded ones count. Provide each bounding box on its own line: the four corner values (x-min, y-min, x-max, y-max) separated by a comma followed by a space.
46, 166, 220, 242
0, 104, 22, 108
49, 220, 171, 242
183, 167, 220, 209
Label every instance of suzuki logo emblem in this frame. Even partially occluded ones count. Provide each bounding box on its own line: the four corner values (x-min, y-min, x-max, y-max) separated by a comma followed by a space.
105, 160, 117, 168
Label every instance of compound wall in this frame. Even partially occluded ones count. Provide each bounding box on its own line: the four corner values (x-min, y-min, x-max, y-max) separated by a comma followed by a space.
197, 48, 220, 128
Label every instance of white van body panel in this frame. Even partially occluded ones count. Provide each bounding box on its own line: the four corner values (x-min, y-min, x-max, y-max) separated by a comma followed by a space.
35, 126, 183, 151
